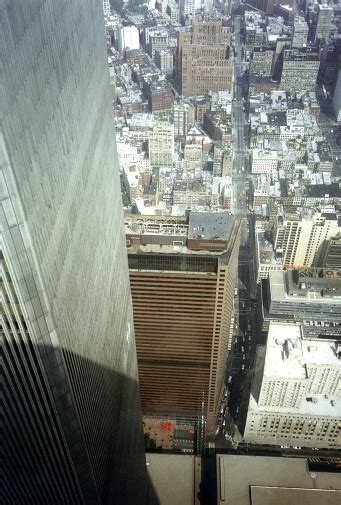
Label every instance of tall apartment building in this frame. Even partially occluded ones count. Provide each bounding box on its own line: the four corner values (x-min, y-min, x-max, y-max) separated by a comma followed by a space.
125, 213, 241, 432
274, 207, 340, 267
177, 20, 232, 96
313, 4, 333, 43
148, 120, 174, 168
149, 31, 169, 60
244, 323, 341, 449
1, 1, 146, 503
333, 69, 341, 122
167, 1, 180, 24
117, 25, 140, 54
155, 48, 174, 76
179, 0, 195, 20
292, 16, 309, 47
103, 0, 110, 15
280, 48, 320, 92
173, 99, 195, 139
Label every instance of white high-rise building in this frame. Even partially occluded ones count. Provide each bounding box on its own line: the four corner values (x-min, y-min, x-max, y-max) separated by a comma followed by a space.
274, 207, 341, 267
244, 323, 341, 449
333, 69, 341, 122
292, 16, 309, 47
173, 100, 195, 139
314, 4, 333, 43
179, 0, 195, 19
118, 25, 140, 54
149, 121, 174, 168
103, 0, 110, 15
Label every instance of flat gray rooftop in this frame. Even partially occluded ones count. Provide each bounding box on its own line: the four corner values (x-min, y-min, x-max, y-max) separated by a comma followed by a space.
146, 454, 195, 505
188, 212, 234, 241
251, 485, 340, 505
217, 455, 341, 505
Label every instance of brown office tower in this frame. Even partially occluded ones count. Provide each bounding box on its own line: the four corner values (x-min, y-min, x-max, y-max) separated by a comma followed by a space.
126, 212, 241, 433
177, 20, 232, 96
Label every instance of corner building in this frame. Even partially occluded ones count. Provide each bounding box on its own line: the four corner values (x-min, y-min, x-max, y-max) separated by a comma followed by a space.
244, 323, 341, 449
126, 213, 241, 433
1, 1, 146, 504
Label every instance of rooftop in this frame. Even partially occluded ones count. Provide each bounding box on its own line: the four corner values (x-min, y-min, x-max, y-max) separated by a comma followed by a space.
217, 455, 341, 505
256, 231, 282, 266
188, 212, 234, 241
264, 322, 340, 379
269, 270, 341, 304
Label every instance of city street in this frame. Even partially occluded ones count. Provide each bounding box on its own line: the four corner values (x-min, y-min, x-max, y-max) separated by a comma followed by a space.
231, 15, 250, 218
215, 14, 259, 439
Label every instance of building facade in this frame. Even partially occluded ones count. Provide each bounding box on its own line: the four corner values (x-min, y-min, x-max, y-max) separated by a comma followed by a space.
149, 31, 169, 60
167, 2, 180, 23
173, 100, 195, 139
280, 48, 320, 92
177, 20, 232, 96
321, 235, 341, 268
117, 25, 140, 54
179, 0, 195, 20
1, 1, 146, 503
292, 16, 309, 47
125, 213, 241, 432
148, 120, 174, 168
274, 207, 340, 267
250, 47, 274, 77
260, 269, 341, 337
155, 48, 174, 76
313, 4, 333, 43
244, 323, 341, 449
103, 0, 110, 15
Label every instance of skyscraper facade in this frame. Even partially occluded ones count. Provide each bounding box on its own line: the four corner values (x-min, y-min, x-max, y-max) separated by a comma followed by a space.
292, 16, 309, 48
313, 4, 333, 43
1, 1, 146, 503
125, 212, 241, 432
177, 20, 232, 97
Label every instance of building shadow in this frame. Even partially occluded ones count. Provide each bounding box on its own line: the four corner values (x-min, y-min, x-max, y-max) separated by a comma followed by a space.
2, 339, 160, 505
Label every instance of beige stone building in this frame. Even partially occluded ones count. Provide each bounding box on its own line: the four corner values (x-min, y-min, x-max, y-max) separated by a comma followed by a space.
274, 206, 341, 267
149, 120, 174, 168
177, 20, 232, 96
244, 323, 341, 449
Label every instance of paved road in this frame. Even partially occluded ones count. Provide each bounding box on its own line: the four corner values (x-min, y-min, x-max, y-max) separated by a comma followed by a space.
218, 15, 260, 437
231, 16, 250, 218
